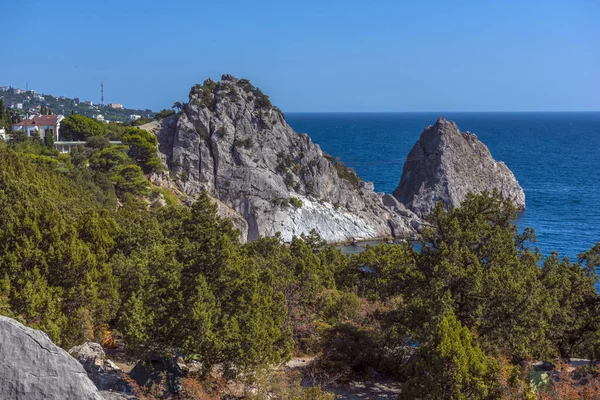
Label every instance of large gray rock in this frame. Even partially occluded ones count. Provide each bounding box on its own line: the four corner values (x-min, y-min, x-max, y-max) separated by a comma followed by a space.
147, 75, 421, 242
0, 316, 103, 400
69, 342, 123, 391
393, 117, 525, 217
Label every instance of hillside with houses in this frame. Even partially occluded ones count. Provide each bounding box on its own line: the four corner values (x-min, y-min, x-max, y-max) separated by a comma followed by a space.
0, 85, 155, 123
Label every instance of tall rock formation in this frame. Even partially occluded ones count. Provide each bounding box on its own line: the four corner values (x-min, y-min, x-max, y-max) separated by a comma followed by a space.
393, 117, 525, 217
146, 75, 421, 242
0, 316, 103, 400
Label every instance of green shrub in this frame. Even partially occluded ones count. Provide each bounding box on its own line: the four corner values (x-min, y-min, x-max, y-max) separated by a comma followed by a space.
233, 137, 253, 149
319, 290, 361, 323
324, 154, 360, 189
189, 79, 218, 109
289, 197, 303, 209
284, 172, 295, 188
154, 109, 176, 120
150, 187, 180, 207
400, 311, 499, 400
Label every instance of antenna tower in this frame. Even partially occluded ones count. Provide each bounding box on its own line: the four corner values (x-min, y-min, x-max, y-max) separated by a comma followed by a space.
101, 82, 104, 106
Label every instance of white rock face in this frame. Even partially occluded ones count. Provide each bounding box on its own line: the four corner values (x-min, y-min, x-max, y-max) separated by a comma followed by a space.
393, 117, 525, 217
0, 316, 103, 400
149, 75, 421, 242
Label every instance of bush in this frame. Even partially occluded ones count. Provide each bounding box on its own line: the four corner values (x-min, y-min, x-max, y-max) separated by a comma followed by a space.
131, 117, 154, 126
190, 79, 217, 109
233, 138, 253, 149
155, 109, 175, 120
400, 311, 499, 400
289, 197, 303, 209
318, 323, 385, 379
150, 187, 180, 207
284, 172, 295, 188
86, 136, 111, 149
323, 154, 360, 189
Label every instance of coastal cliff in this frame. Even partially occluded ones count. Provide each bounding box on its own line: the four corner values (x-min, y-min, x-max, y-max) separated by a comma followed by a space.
145, 75, 421, 242
393, 117, 525, 217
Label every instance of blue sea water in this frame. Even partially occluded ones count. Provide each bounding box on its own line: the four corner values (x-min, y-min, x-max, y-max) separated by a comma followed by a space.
286, 112, 600, 261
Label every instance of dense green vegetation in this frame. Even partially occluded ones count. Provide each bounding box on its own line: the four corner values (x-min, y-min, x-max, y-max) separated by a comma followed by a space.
60, 115, 162, 174
0, 122, 599, 398
0, 99, 18, 129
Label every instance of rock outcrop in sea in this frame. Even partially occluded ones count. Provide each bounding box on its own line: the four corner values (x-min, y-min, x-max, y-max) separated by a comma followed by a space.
393, 117, 525, 217
0, 316, 103, 400
144, 75, 421, 242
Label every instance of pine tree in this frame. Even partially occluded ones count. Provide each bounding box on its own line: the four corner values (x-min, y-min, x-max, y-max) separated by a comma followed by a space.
410, 192, 550, 359
400, 311, 498, 400
119, 292, 153, 353
44, 131, 55, 149
122, 128, 162, 173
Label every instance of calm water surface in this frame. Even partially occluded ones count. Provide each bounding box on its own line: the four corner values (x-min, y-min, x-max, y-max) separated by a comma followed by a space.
287, 112, 600, 261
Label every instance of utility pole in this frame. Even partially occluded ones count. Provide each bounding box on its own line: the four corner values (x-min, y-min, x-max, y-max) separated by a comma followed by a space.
101, 82, 104, 106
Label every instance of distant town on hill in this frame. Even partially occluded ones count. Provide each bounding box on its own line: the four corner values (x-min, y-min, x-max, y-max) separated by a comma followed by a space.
0, 85, 156, 123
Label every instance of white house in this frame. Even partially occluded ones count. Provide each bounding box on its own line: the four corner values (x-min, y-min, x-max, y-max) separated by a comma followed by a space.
0, 128, 6, 140
84, 100, 93, 106
94, 114, 105, 122
129, 114, 141, 121
12, 114, 64, 141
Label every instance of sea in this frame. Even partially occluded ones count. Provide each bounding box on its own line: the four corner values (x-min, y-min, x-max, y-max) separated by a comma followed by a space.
286, 112, 600, 262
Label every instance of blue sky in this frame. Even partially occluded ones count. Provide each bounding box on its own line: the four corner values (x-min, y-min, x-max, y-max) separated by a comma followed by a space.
2, 0, 598, 112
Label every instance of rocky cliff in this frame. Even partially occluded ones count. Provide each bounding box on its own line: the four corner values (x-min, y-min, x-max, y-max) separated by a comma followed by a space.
0, 316, 103, 400
393, 117, 525, 217
146, 75, 421, 242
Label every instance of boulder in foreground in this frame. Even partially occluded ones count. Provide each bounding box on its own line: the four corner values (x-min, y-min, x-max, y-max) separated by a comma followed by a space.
0, 316, 102, 400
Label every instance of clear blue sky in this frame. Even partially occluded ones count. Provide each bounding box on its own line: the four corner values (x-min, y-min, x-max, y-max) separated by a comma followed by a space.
2, 0, 598, 112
